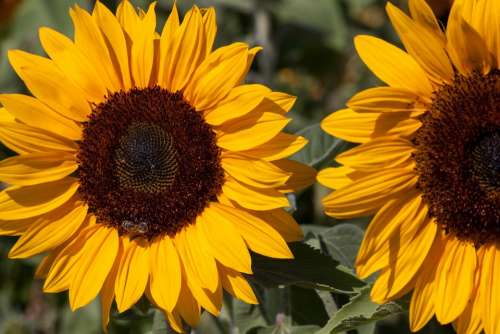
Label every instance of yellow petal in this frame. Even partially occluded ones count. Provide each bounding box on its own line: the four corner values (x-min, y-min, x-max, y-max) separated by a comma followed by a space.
239, 133, 308, 161
252, 209, 303, 242
130, 2, 156, 87
115, 238, 150, 313
0, 178, 79, 220
0, 94, 81, 140
409, 236, 444, 332
158, 3, 180, 87
317, 166, 356, 190
176, 281, 201, 327
9, 201, 87, 259
478, 244, 500, 334
100, 254, 120, 333
35, 252, 57, 279
454, 278, 483, 334
202, 7, 217, 55
347, 87, 428, 114
371, 221, 437, 303
264, 92, 297, 113
70, 5, 121, 92
0, 217, 33, 236
216, 204, 292, 259
39, 27, 108, 102
149, 236, 181, 312
187, 43, 249, 111
222, 175, 289, 211
321, 108, 421, 144
204, 84, 270, 125
219, 264, 257, 304
446, 3, 492, 75
322, 168, 417, 219
70, 226, 119, 311
273, 159, 316, 193
200, 203, 252, 274
44, 221, 96, 293
354, 35, 433, 96
0, 122, 77, 154
93, 2, 132, 89
435, 237, 476, 324
0, 152, 77, 186
179, 223, 219, 292
222, 153, 290, 188
163, 6, 206, 91
386, 3, 454, 84
408, 0, 444, 38
8, 50, 90, 122
217, 112, 291, 151
335, 136, 414, 171
356, 191, 424, 276
471, 0, 500, 66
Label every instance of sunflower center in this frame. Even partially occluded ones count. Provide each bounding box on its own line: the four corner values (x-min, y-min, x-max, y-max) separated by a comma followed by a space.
414, 71, 500, 245
471, 132, 500, 194
77, 87, 224, 239
115, 122, 178, 194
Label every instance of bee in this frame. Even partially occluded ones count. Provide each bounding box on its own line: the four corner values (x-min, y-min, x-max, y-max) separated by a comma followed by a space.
121, 219, 149, 239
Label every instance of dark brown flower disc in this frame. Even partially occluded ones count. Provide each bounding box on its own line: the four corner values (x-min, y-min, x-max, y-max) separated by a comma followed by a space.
77, 87, 224, 239
414, 71, 500, 245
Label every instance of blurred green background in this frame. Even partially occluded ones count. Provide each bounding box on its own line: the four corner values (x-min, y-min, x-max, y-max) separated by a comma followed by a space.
0, 0, 455, 333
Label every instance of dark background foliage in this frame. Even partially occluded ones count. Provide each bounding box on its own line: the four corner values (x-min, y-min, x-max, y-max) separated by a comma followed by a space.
0, 0, 455, 333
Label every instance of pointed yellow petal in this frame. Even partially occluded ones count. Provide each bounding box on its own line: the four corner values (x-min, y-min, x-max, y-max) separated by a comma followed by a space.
321, 109, 421, 144
70, 5, 121, 91
187, 43, 249, 111
39, 27, 108, 102
93, 2, 131, 89
219, 264, 257, 304
0, 94, 81, 140
222, 175, 289, 211
239, 133, 307, 161
273, 159, 316, 193
0, 122, 77, 154
204, 84, 270, 125
149, 236, 181, 312
0, 152, 77, 186
454, 278, 482, 334
317, 166, 355, 190
100, 255, 119, 333
163, 7, 206, 91
222, 153, 290, 188
202, 7, 217, 55
217, 204, 292, 259
409, 236, 444, 331
478, 244, 500, 334
435, 237, 476, 324
115, 238, 150, 313
335, 136, 414, 171
252, 209, 303, 242
176, 281, 201, 327
44, 221, 96, 293
0, 178, 79, 220
354, 35, 433, 96
130, 2, 156, 87
347, 87, 428, 114
386, 3, 454, 84
446, 3, 492, 75
371, 221, 437, 303
9, 201, 87, 259
70, 226, 119, 311
323, 168, 417, 219
217, 112, 290, 151
0, 217, 33, 236
200, 203, 252, 274
408, 0, 444, 38
158, 3, 180, 87
8, 50, 90, 121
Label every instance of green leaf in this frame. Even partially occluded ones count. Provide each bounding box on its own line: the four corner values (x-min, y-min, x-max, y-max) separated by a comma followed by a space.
290, 286, 329, 326
291, 123, 353, 168
234, 299, 268, 334
250, 242, 366, 295
316, 286, 406, 334
319, 224, 365, 269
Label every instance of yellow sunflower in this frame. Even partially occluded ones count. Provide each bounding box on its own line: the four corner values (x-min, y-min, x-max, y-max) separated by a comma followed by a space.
318, 0, 500, 333
0, 1, 315, 331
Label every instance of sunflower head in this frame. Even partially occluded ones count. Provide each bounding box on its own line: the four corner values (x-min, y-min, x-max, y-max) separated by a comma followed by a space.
0, 1, 315, 331
318, 0, 500, 333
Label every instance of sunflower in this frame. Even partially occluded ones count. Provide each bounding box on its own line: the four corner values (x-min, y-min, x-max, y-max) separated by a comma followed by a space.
0, 1, 315, 331
318, 0, 500, 333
